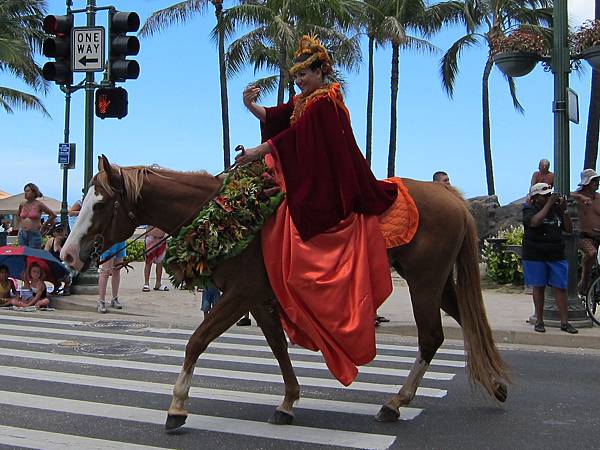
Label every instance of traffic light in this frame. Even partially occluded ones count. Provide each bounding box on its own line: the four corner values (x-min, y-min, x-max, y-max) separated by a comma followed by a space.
42, 14, 74, 85
95, 87, 128, 119
108, 11, 140, 83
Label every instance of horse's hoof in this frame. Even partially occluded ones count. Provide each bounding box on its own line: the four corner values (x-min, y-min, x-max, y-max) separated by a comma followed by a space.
268, 409, 294, 425
165, 414, 187, 430
375, 405, 400, 422
493, 382, 508, 403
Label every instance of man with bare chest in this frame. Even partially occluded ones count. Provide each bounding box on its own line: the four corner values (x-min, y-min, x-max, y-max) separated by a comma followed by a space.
572, 169, 600, 295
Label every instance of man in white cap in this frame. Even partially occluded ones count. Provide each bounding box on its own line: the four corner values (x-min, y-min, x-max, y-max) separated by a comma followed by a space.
522, 182, 578, 334
571, 168, 600, 296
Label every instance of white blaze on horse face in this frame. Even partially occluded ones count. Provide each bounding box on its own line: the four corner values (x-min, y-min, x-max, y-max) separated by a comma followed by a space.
61, 187, 104, 270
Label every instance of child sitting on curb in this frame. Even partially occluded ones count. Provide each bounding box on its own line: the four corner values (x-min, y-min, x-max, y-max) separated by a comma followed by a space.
11, 262, 50, 309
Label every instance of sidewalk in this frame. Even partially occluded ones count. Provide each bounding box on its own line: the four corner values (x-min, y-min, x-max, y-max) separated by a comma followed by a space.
7, 262, 600, 350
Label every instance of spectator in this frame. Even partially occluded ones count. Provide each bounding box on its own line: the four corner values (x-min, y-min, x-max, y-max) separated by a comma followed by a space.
570, 168, 600, 296
522, 183, 577, 334
11, 262, 50, 309
97, 242, 126, 313
142, 226, 169, 292
530, 159, 554, 187
44, 223, 72, 295
433, 171, 450, 185
0, 264, 17, 307
68, 199, 82, 232
17, 183, 56, 248
201, 287, 221, 320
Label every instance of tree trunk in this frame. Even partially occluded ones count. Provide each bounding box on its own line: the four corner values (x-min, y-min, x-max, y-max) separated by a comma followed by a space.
584, 0, 600, 170
482, 56, 495, 195
215, 4, 231, 169
277, 48, 287, 105
387, 43, 399, 178
366, 35, 375, 166
287, 79, 295, 102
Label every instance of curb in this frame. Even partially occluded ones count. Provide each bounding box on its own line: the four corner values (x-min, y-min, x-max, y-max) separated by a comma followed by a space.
375, 323, 600, 350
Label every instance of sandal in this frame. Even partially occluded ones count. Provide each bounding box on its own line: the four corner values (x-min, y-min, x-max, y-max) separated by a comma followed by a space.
376, 315, 390, 323
142, 285, 151, 292
153, 285, 169, 291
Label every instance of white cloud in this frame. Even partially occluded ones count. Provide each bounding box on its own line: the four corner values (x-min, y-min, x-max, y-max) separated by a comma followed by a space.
569, 0, 594, 25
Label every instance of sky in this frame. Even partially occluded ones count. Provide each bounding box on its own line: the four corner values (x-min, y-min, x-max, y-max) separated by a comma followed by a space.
0, 0, 596, 206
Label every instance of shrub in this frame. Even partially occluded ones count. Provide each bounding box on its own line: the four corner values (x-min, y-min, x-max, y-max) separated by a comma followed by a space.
490, 29, 548, 56
482, 225, 524, 285
571, 19, 600, 54
124, 239, 145, 263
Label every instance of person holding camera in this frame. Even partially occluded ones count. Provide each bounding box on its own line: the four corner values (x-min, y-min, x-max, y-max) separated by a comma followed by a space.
570, 169, 600, 297
522, 183, 578, 334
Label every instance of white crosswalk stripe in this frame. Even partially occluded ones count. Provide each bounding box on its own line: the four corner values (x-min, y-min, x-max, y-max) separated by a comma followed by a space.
0, 314, 466, 449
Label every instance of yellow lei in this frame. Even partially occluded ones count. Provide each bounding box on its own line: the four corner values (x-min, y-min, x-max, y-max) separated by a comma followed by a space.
290, 83, 343, 126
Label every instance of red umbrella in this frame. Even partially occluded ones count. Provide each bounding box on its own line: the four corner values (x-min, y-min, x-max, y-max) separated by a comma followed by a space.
0, 246, 68, 282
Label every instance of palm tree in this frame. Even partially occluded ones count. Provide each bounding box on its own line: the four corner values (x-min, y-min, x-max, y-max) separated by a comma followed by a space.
0, 0, 49, 116
376, 0, 464, 177
584, 0, 600, 170
440, 0, 552, 195
140, 0, 233, 169
221, 0, 362, 105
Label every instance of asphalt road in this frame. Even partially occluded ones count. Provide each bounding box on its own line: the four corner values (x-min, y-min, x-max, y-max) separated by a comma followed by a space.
0, 312, 598, 449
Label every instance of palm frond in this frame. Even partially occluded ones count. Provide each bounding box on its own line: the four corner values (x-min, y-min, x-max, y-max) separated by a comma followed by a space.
139, 0, 210, 38
440, 33, 480, 97
505, 74, 525, 114
0, 86, 49, 117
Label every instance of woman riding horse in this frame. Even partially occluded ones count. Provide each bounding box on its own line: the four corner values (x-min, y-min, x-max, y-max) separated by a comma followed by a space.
237, 35, 398, 386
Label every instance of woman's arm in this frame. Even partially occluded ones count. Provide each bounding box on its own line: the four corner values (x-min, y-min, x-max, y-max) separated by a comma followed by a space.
44, 237, 53, 252
27, 282, 44, 306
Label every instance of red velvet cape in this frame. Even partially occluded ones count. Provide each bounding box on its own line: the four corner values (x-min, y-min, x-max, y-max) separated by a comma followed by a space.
260, 89, 397, 241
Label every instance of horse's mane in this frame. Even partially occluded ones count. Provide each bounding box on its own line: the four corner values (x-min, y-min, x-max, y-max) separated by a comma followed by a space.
97, 164, 214, 204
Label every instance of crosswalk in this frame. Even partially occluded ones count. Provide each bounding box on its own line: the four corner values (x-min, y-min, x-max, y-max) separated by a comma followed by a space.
0, 313, 466, 449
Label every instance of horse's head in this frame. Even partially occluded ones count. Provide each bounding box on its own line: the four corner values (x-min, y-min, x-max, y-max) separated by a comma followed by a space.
61, 155, 139, 271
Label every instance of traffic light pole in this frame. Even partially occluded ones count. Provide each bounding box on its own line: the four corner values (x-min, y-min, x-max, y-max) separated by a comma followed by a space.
61, 88, 72, 229
83, 0, 96, 191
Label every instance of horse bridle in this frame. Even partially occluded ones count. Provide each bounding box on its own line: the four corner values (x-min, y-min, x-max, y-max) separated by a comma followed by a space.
89, 168, 219, 268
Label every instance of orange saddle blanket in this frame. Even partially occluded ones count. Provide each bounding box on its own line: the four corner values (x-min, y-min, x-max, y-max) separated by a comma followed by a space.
378, 177, 419, 248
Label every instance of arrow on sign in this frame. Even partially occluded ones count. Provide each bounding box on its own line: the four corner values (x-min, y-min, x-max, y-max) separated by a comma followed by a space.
78, 55, 99, 66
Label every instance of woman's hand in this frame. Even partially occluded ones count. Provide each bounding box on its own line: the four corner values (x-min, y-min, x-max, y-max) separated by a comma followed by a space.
235, 143, 271, 166
243, 85, 260, 108
235, 147, 262, 166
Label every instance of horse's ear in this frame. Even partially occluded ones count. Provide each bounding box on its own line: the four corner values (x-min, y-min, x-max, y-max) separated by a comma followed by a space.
98, 154, 111, 173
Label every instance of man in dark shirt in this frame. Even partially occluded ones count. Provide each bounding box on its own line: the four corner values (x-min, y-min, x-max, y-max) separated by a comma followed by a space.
522, 183, 577, 334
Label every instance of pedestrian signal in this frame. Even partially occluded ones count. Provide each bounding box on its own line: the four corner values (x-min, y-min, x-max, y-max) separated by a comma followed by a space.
95, 87, 128, 119
42, 14, 74, 85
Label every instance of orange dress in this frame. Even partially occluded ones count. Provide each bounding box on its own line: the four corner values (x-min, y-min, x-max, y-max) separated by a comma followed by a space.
260, 85, 394, 386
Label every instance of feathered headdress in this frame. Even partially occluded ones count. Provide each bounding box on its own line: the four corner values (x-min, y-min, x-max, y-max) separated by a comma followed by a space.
289, 35, 333, 76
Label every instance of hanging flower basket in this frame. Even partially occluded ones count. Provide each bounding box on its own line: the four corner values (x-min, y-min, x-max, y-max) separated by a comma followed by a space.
493, 52, 540, 77
571, 20, 600, 69
582, 45, 600, 70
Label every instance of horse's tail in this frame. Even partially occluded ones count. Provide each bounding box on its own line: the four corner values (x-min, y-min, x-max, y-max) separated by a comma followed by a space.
455, 209, 509, 397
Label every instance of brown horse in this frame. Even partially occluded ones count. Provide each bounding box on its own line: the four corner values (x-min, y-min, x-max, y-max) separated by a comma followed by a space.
62, 155, 508, 430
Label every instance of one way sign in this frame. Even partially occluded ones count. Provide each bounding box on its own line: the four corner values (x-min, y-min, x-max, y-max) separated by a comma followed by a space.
72, 27, 105, 72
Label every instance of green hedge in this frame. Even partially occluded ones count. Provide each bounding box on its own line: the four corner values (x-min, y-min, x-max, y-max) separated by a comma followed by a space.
124, 239, 145, 263
482, 226, 524, 285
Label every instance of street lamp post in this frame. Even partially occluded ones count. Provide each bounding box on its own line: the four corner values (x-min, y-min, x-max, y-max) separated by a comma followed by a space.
494, 0, 592, 327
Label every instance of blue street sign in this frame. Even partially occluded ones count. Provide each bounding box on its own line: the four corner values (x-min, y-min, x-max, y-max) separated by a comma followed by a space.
58, 143, 76, 169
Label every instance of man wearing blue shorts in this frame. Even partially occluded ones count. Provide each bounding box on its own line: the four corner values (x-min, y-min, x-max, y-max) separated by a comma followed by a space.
522, 183, 577, 334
